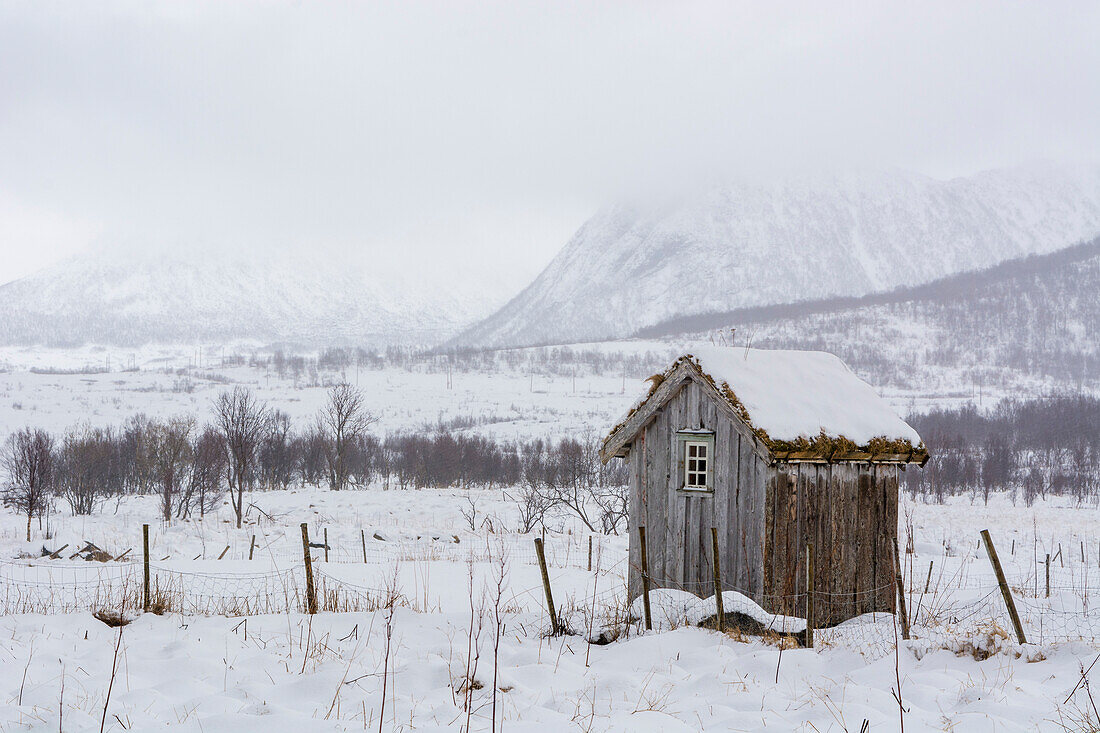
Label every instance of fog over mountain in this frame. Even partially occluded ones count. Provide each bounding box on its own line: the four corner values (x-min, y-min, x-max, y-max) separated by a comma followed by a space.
0, 246, 510, 347
455, 165, 1100, 348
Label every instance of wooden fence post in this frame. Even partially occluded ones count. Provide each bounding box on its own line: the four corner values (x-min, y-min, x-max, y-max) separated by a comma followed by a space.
142, 524, 150, 613
805, 543, 814, 647
914, 559, 934, 622
361, 529, 367, 563
711, 528, 724, 632
1045, 553, 1051, 598
892, 537, 910, 640
588, 536, 593, 573
981, 529, 1026, 644
301, 523, 318, 615
533, 537, 560, 634
323, 528, 329, 562
638, 526, 653, 632
249, 534, 256, 560
217, 545, 230, 560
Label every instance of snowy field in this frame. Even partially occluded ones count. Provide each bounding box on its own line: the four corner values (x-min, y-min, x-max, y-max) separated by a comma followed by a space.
0, 340, 1035, 443
2, 345, 1100, 730
4, 488, 1100, 731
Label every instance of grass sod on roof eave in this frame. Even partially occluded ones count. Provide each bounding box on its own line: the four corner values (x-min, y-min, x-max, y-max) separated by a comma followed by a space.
600, 354, 927, 463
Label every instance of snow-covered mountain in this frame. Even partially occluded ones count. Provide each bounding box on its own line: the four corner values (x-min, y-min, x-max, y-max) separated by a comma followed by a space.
641, 236, 1100, 396
455, 165, 1100, 348
0, 247, 505, 347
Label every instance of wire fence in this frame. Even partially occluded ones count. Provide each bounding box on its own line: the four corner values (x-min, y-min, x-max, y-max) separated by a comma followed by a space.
6, 531, 1100, 660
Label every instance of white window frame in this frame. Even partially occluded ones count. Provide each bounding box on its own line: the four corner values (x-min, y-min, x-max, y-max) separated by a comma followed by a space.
677, 432, 714, 491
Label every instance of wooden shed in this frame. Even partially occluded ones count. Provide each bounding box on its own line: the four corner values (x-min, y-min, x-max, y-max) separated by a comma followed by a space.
600, 347, 927, 626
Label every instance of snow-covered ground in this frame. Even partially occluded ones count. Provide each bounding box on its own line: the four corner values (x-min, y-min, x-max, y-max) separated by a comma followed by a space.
0, 343, 650, 441
3, 488, 1100, 731
0, 340, 1024, 444
3, 345, 1100, 730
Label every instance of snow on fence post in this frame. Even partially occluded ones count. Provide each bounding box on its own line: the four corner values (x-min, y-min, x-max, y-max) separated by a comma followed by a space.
981, 529, 1026, 644
300, 523, 318, 615
892, 537, 910, 640
142, 524, 150, 613
711, 528, 724, 633
533, 537, 560, 635
638, 525, 653, 631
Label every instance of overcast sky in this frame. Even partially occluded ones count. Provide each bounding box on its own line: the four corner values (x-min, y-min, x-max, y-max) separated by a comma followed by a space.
1, 1, 1099, 286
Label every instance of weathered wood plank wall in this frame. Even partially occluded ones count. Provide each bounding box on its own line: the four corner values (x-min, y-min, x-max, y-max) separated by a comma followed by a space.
628, 378, 767, 603
760, 461, 899, 624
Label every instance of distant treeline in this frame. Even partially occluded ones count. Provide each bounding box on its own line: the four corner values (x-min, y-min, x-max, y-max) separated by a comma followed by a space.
1, 383, 627, 537
905, 395, 1100, 505
187, 344, 673, 385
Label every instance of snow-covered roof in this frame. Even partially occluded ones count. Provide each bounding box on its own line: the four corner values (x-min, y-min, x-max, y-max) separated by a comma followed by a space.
602, 346, 922, 461
688, 346, 920, 445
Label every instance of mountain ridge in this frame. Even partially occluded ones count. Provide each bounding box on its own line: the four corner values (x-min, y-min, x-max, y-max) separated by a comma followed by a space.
636, 235, 1100, 339
454, 165, 1100, 348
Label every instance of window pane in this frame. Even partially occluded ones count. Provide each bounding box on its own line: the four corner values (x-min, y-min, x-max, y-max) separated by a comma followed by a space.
698, 445, 707, 458
688, 444, 697, 457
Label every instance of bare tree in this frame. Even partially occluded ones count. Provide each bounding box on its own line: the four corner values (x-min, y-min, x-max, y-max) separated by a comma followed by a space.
592, 480, 629, 534
509, 446, 554, 533
546, 437, 600, 532
180, 426, 227, 519
149, 417, 194, 522
119, 414, 156, 494
56, 426, 120, 516
317, 383, 375, 491
260, 410, 298, 489
2, 428, 55, 542
213, 387, 270, 528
